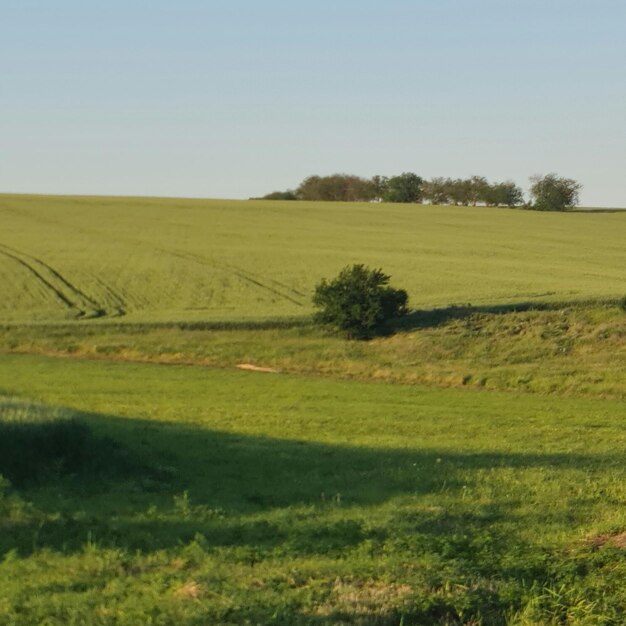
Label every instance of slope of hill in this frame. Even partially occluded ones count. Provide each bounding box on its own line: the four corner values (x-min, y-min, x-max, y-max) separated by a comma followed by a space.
1, 194, 625, 323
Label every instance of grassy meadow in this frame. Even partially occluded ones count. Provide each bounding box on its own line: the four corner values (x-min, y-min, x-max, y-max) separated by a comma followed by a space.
2, 354, 626, 625
1, 193, 626, 624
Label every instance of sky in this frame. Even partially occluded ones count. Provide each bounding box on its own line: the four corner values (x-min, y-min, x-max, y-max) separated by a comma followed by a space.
1, 0, 625, 206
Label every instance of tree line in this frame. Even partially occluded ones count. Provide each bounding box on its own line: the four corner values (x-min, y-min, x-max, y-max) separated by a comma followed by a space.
254, 172, 581, 211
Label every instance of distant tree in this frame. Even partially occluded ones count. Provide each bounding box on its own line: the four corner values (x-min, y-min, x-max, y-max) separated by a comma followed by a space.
446, 178, 471, 206
422, 177, 449, 205
297, 174, 376, 202
257, 190, 297, 200
255, 172, 529, 209
484, 181, 524, 207
467, 176, 490, 206
313, 264, 408, 339
296, 175, 333, 201
382, 172, 424, 203
529, 174, 582, 211
499, 181, 524, 207
371, 175, 389, 201
344, 175, 377, 202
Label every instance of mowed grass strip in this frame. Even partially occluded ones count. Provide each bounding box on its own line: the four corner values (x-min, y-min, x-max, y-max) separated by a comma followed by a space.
1, 354, 626, 624
1, 193, 625, 323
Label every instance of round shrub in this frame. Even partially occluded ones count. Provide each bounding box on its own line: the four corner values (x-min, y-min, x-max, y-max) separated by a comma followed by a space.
312, 264, 408, 339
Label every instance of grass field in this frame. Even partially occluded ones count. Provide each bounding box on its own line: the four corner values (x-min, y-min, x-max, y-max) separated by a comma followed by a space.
1, 194, 625, 624
2, 354, 626, 625
2, 299, 625, 400
1, 194, 625, 323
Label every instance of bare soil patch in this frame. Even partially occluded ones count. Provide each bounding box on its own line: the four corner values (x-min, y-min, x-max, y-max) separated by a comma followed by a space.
236, 363, 279, 373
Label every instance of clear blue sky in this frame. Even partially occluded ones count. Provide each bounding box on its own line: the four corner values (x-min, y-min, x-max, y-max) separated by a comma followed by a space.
2, 0, 625, 206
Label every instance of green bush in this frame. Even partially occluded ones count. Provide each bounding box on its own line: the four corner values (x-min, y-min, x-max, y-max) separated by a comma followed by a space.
312, 264, 408, 338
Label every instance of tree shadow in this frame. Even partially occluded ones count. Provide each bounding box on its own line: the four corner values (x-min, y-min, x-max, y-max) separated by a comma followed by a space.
386, 297, 618, 333
573, 208, 626, 214
1, 404, 621, 557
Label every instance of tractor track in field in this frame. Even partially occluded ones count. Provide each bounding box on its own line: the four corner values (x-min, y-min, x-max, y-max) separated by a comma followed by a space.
90, 275, 127, 317
1, 207, 306, 313
161, 248, 306, 307
0, 243, 115, 319
0, 245, 77, 311
222, 261, 307, 299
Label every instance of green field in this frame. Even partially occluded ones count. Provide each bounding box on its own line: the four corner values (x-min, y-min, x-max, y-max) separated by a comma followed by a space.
2, 354, 626, 625
1, 194, 625, 323
1, 194, 626, 624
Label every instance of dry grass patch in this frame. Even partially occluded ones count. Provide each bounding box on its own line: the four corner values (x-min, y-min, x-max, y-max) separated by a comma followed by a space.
173, 580, 203, 600
587, 531, 626, 550
312, 578, 413, 619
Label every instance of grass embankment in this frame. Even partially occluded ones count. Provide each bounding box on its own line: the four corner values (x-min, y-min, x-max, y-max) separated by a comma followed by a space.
2, 299, 625, 399
1, 354, 626, 625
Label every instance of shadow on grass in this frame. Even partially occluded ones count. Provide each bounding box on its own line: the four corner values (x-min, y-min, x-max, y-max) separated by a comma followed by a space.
573, 208, 626, 214
385, 296, 619, 333
0, 403, 621, 557
0, 316, 313, 334
0, 399, 151, 487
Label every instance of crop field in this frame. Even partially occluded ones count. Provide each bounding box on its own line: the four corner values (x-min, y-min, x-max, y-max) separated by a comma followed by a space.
1, 194, 626, 625
1, 194, 625, 323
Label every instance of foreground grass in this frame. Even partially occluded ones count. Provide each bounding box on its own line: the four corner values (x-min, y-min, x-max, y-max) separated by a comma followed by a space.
1, 354, 626, 625
2, 299, 625, 399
